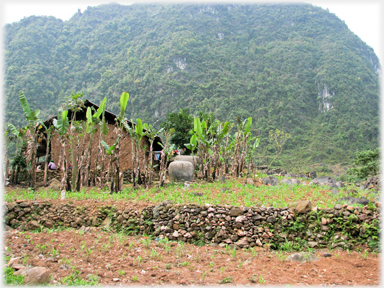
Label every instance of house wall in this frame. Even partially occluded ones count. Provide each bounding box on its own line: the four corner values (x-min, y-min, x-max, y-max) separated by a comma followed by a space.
50, 123, 151, 171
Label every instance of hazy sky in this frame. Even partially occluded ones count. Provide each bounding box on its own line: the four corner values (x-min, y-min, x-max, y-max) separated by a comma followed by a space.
1, 0, 383, 63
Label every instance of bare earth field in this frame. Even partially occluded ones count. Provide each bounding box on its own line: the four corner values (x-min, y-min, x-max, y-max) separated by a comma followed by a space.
4, 200, 381, 286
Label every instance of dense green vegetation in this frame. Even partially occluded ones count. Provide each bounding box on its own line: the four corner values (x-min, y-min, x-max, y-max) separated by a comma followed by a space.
4, 3, 380, 170
4, 175, 378, 209
347, 148, 380, 182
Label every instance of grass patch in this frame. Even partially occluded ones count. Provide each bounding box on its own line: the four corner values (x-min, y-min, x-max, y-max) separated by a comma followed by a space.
4, 176, 375, 209
3, 256, 25, 285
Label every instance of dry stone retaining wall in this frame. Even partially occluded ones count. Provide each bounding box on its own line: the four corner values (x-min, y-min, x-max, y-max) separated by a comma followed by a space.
4, 200, 381, 251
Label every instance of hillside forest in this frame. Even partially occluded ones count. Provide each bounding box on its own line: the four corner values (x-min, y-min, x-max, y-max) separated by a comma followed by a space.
3, 3, 381, 172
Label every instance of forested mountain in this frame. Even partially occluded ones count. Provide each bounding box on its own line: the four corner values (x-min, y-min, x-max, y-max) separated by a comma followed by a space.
4, 2, 380, 169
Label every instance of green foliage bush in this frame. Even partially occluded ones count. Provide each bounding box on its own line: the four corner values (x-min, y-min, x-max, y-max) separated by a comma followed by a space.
347, 148, 379, 181
160, 108, 193, 151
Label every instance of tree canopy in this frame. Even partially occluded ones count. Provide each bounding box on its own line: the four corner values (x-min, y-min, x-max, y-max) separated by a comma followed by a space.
4, 3, 380, 169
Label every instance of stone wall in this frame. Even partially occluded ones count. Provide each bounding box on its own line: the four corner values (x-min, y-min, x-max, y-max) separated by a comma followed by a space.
4, 200, 381, 251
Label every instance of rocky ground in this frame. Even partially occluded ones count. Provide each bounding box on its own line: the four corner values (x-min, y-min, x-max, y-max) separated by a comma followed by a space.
4, 201, 381, 286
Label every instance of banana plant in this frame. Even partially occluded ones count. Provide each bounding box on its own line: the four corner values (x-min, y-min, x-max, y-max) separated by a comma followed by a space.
158, 131, 175, 187
184, 134, 197, 155
123, 120, 137, 187
64, 93, 85, 192
53, 109, 70, 191
82, 98, 106, 187
143, 123, 164, 186
7, 123, 27, 184
109, 92, 129, 193
246, 136, 261, 177
208, 120, 232, 180
127, 118, 146, 186
42, 125, 55, 186
101, 136, 121, 193
18, 91, 44, 188
94, 98, 109, 188
231, 117, 253, 177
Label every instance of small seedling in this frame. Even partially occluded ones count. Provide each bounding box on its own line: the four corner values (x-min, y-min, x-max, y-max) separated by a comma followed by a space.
119, 270, 125, 276
202, 271, 207, 282
131, 276, 138, 282
219, 277, 233, 284
135, 256, 142, 266
22, 255, 29, 266
165, 263, 172, 270
250, 247, 257, 257
85, 248, 93, 261
141, 237, 151, 248
51, 247, 59, 258
36, 244, 47, 254
80, 242, 87, 253
248, 274, 258, 283
258, 275, 266, 284
151, 248, 158, 258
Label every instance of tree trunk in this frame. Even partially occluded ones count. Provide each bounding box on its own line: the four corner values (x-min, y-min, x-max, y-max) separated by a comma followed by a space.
149, 141, 153, 185
70, 136, 78, 191
142, 148, 147, 187
84, 134, 94, 187
43, 136, 51, 186
60, 140, 68, 191
29, 140, 37, 188
131, 137, 136, 187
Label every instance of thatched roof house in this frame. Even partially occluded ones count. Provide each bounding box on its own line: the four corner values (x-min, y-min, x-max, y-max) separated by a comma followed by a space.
37, 100, 162, 170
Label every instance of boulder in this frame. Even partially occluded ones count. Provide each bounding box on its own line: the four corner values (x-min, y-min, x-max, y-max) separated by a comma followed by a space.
281, 178, 300, 185
310, 176, 337, 188
168, 161, 194, 182
337, 196, 370, 206
330, 189, 340, 196
308, 171, 317, 179
291, 200, 312, 214
279, 170, 287, 176
48, 178, 61, 191
267, 168, 282, 175
261, 176, 278, 186
102, 217, 111, 229
229, 207, 244, 216
7, 257, 21, 268
286, 252, 317, 263
246, 178, 255, 185
174, 155, 199, 169
336, 181, 344, 188
14, 267, 50, 284
235, 237, 249, 248
27, 220, 40, 230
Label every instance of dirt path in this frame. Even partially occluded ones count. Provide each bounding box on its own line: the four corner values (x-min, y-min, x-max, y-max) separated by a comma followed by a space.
5, 227, 380, 286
